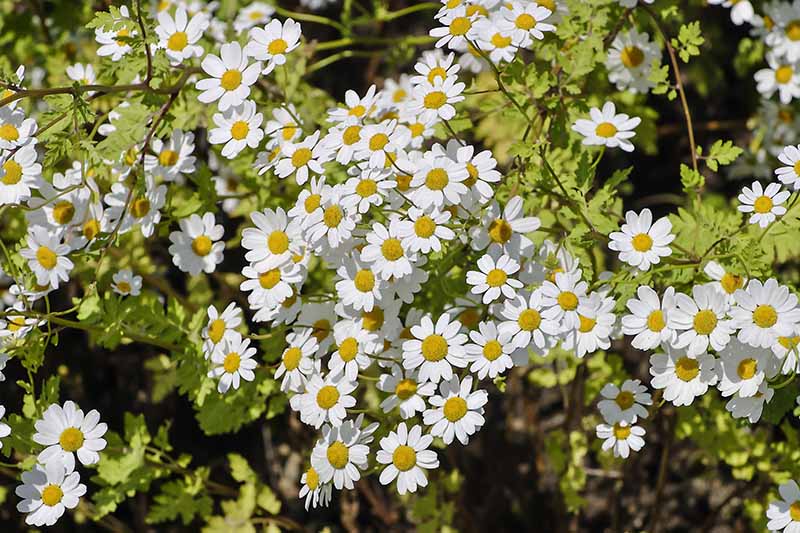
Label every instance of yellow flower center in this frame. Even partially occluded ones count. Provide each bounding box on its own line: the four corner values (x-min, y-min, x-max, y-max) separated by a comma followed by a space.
790, 501, 800, 521
647, 310, 665, 332
578, 315, 596, 333
425, 168, 449, 190
369, 133, 389, 151
0, 123, 19, 141
159, 149, 179, 167
338, 337, 359, 362
59, 427, 85, 452
208, 318, 226, 344
356, 179, 377, 198
362, 308, 384, 331
282, 347, 302, 370
486, 268, 508, 287
354, 269, 375, 292
53, 201, 75, 225
268, 38, 288, 55
223, 351, 240, 373
220, 69, 242, 91
83, 219, 100, 240
538, 0, 555, 9
392, 445, 417, 471
443, 396, 468, 422
779, 336, 800, 350
491, 33, 512, 48
515, 13, 536, 30
230, 120, 249, 140
316, 385, 340, 409
36, 246, 58, 270
557, 291, 578, 311
488, 218, 513, 243
464, 162, 479, 187
326, 441, 349, 469
263, 231, 288, 256
449, 16, 472, 36
304, 193, 321, 214
753, 195, 773, 214
132, 197, 151, 218
167, 31, 188, 51
41, 484, 64, 507
615, 391, 635, 410
191, 235, 213, 256
776, 65, 794, 84
720, 272, 743, 294
116, 28, 130, 46
620, 46, 645, 68
427, 66, 447, 84
612, 422, 631, 440
116, 281, 131, 294
595, 122, 618, 138
305, 467, 319, 490
737, 358, 758, 380
395, 379, 418, 400
518, 309, 541, 331
413, 216, 436, 238
675, 356, 699, 382
291, 147, 313, 168
423, 91, 447, 110
2, 160, 22, 185
753, 304, 778, 328
421, 334, 448, 361
381, 238, 404, 261
693, 309, 717, 335
348, 104, 366, 117
323, 205, 343, 228
396, 174, 412, 191
259, 269, 281, 289
483, 340, 503, 361
631, 233, 653, 252
342, 125, 361, 145
787, 20, 800, 41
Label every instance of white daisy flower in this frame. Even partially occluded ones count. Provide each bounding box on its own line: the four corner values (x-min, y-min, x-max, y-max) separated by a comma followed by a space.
361, 219, 417, 281
773, 334, 800, 375
767, 480, 800, 532
622, 286, 678, 350
767, 10, 800, 62
303, 187, 359, 253
496, 289, 560, 353
20, 227, 73, 290
310, 418, 373, 490
265, 104, 302, 145
0, 302, 41, 342
106, 177, 167, 238
327, 85, 378, 124
241, 207, 301, 270
606, 29, 660, 94
704, 261, 746, 302
240, 261, 304, 310
355, 119, 409, 169
155, 7, 208, 65
466, 250, 523, 304
409, 77, 465, 122
410, 50, 461, 86
0, 144, 42, 205
196, 41, 261, 111
324, 118, 365, 165
730, 278, 800, 348
725, 381, 773, 423
563, 292, 616, 358
377, 422, 439, 495
499, 2, 555, 48
595, 421, 645, 459
717, 338, 777, 398
439, 140, 501, 205
776, 143, 800, 190
209, 99, 264, 159
298, 466, 332, 511
423, 375, 487, 445
409, 151, 469, 209
469, 195, 540, 252
275, 131, 331, 185
65, 63, 96, 94
464, 320, 522, 379
16, 460, 86, 527
0, 106, 38, 150
245, 18, 302, 75
275, 329, 319, 393
649, 345, 718, 407
144, 129, 196, 183
755, 54, 800, 104
297, 302, 337, 355
95, 12, 136, 61
598, 379, 652, 424
111, 269, 142, 296
290, 372, 357, 428
398, 207, 455, 254
474, 17, 517, 64
430, 6, 477, 50
168, 212, 225, 275
202, 303, 243, 358
328, 320, 375, 382
572, 102, 641, 152
402, 313, 468, 384
335, 254, 384, 313
378, 365, 435, 419
737, 181, 790, 228
340, 166, 396, 214
0, 405, 10, 448
540, 270, 589, 331
33, 401, 107, 471
208, 333, 258, 393
233, 2, 275, 34
669, 284, 734, 356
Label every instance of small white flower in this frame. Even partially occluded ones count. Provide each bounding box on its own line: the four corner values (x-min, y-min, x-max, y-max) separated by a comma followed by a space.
572, 102, 641, 152
429, 6, 477, 50
725, 381, 773, 423
361, 219, 418, 281
766, 480, 800, 532
704, 261, 746, 302
310, 418, 374, 490
65, 63, 96, 94
378, 365, 435, 419
398, 207, 455, 254
608, 208, 675, 271
562, 292, 616, 358
340, 166, 396, 214
499, 2, 556, 47
202, 302, 243, 358
540, 270, 589, 331
409, 151, 469, 209
298, 466, 331, 511
776, 144, 800, 190
738, 181, 790, 228
649, 345, 718, 407
328, 320, 375, 382
327, 85, 378, 124
304, 187, 359, 254
33, 401, 108, 471
0, 145, 42, 205
208, 333, 258, 393
290, 372, 357, 428
466, 250, 523, 304
95, 11, 135, 61
606, 29, 660, 94
469, 195, 540, 252
168, 212, 225, 275
409, 77, 465, 122
377, 422, 439, 495
730, 278, 800, 348
0, 106, 38, 150
111, 269, 142, 296
245, 18, 302, 74
275, 131, 331, 185
596, 421, 645, 459
240, 261, 304, 310
497, 289, 560, 353
597, 379, 652, 424
402, 313, 468, 384
20, 227, 73, 290
669, 284, 734, 356
196, 42, 261, 111
755, 54, 800, 104
209, 99, 264, 159
423, 375, 487, 445
717, 338, 777, 398
335, 255, 384, 312
465, 321, 522, 379
241, 207, 301, 269
276, 329, 319, 393
155, 7, 208, 64
622, 286, 678, 350
144, 129, 197, 183
16, 459, 86, 527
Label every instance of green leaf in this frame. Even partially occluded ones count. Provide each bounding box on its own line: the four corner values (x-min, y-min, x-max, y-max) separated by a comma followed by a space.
671, 21, 704, 63
703, 140, 743, 172
147, 479, 213, 525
